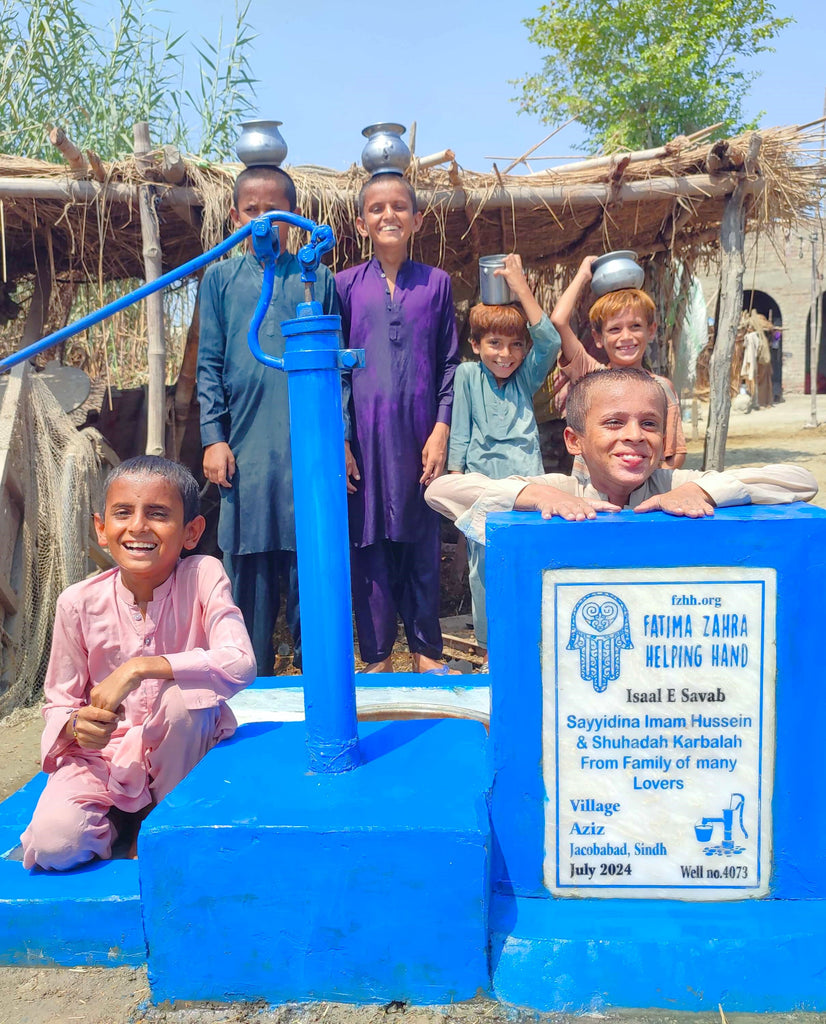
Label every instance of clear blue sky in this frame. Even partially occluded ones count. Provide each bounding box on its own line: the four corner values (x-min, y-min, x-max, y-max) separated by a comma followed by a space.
91, 0, 824, 171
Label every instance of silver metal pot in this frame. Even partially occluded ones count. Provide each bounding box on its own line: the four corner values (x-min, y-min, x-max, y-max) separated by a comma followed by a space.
361, 123, 411, 176
590, 250, 645, 296
478, 255, 515, 305
236, 120, 288, 167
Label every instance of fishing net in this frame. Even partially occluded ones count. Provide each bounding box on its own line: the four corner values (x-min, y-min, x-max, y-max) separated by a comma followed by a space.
0, 365, 107, 716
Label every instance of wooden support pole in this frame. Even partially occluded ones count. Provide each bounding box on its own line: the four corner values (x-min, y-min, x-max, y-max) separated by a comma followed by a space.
48, 127, 88, 175
807, 231, 821, 427
21, 239, 53, 347
134, 122, 167, 457
703, 135, 762, 471
0, 170, 752, 213
171, 274, 203, 460
161, 145, 187, 185
0, 177, 198, 204
413, 149, 455, 170
86, 150, 106, 182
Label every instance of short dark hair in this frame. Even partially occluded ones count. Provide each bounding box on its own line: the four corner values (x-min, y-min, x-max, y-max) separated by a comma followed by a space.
233, 165, 297, 211
566, 367, 667, 434
102, 456, 201, 524
357, 173, 418, 217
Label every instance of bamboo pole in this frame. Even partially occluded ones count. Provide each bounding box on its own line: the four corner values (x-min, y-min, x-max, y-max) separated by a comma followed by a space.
703, 135, 762, 471
527, 125, 723, 177
161, 145, 187, 185
0, 170, 750, 213
48, 127, 88, 175
0, 176, 198, 204
20, 241, 52, 346
171, 274, 203, 460
86, 150, 106, 183
134, 122, 167, 457
413, 149, 455, 170
806, 231, 820, 427
421, 171, 756, 212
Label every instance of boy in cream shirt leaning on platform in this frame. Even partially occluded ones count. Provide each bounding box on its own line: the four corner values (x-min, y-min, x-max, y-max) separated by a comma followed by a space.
426, 367, 816, 548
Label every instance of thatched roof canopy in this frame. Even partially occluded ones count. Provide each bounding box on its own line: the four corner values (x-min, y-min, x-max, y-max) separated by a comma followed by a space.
0, 123, 822, 302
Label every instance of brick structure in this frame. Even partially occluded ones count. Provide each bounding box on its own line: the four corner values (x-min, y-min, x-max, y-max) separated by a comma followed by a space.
695, 221, 825, 395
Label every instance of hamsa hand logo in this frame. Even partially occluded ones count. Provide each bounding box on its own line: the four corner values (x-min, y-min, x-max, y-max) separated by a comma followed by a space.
567, 591, 633, 693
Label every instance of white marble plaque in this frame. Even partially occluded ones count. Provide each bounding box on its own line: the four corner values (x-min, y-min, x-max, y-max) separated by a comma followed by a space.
542, 567, 775, 900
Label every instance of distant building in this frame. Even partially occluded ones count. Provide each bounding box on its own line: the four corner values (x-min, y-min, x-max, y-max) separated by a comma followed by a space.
695, 221, 825, 396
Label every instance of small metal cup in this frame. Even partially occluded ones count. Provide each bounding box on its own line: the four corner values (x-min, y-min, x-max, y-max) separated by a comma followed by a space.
478, 255, 515, 305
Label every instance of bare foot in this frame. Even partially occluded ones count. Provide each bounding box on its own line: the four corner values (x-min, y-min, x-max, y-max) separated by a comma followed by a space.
359, 657, 393, 673
412, 653, 461, 675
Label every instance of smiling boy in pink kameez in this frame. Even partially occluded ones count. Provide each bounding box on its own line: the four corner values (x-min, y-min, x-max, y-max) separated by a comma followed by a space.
21, 456, 256, 870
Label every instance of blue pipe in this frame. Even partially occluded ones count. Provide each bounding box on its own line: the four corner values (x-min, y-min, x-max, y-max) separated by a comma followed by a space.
0, 208, 322, 375
280, 308, 361, 773
0, 222, 252, 374
2, 206, 363, 774
246, 258, 282, 370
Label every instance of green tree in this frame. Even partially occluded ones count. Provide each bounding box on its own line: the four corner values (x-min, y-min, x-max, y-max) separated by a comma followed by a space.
515, 0, 792, 152
0, 0, 258, 161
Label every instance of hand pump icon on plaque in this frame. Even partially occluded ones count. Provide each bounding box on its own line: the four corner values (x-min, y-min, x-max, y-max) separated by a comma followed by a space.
694, 793, 748, 856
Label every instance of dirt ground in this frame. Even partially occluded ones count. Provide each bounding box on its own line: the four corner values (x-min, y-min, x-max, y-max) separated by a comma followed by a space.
0, 395, 824, 1023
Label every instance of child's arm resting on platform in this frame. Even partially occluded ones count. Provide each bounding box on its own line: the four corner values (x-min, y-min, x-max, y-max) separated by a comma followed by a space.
550, 256, 596, 366
634, 482, 715, 518
514, 483, 620, 521
678, 464, 817, 508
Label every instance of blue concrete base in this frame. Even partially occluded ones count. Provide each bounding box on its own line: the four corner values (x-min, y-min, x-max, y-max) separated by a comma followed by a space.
140, 719, 490, 1004
0, 775, 144, 966
491, 892, 826, 1012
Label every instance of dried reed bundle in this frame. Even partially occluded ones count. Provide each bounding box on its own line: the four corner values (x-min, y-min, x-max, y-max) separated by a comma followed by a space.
0, 123, 821, 386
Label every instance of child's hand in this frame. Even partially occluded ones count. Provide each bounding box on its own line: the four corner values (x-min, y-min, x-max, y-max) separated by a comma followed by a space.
68, 705, 123, 750
494, 253, 527, 290
344, 440, 360, 494
90, 660, 144, 713
635, 483, 715, 518
203, 442, 236, 488
577, 255, 597, 281
420, 423, 450, 485
516, 483, 620, 520
496, 253, 545, 326
536, 494, 621, 521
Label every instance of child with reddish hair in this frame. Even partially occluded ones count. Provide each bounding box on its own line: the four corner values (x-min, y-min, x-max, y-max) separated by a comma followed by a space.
551, 256, 686, 469
448, 253, 560, 665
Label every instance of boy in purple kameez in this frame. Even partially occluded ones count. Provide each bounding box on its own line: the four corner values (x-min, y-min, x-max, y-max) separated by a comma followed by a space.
336, 174, 460, 674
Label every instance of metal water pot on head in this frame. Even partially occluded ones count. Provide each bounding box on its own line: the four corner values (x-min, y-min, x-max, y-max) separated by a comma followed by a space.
361, 123, 411, 176
478, 255, 516, 305
590, 250, 645, 296
235, 119, 288, 166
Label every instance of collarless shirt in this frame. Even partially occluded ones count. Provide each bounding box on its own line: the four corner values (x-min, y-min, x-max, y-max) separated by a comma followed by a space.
336, 258, 459, 545
447, 313, 560, 479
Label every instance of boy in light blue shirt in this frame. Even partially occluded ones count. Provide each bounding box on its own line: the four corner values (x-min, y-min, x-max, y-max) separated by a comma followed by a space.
448, 254, 560, 666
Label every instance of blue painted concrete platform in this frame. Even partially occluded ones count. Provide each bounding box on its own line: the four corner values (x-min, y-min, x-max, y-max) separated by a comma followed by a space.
485, 504, 826, 1012
140, 719, 491, 1004
490, 892, 826, 1012
0, 679, 489, 974
0, 775, 144, 966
